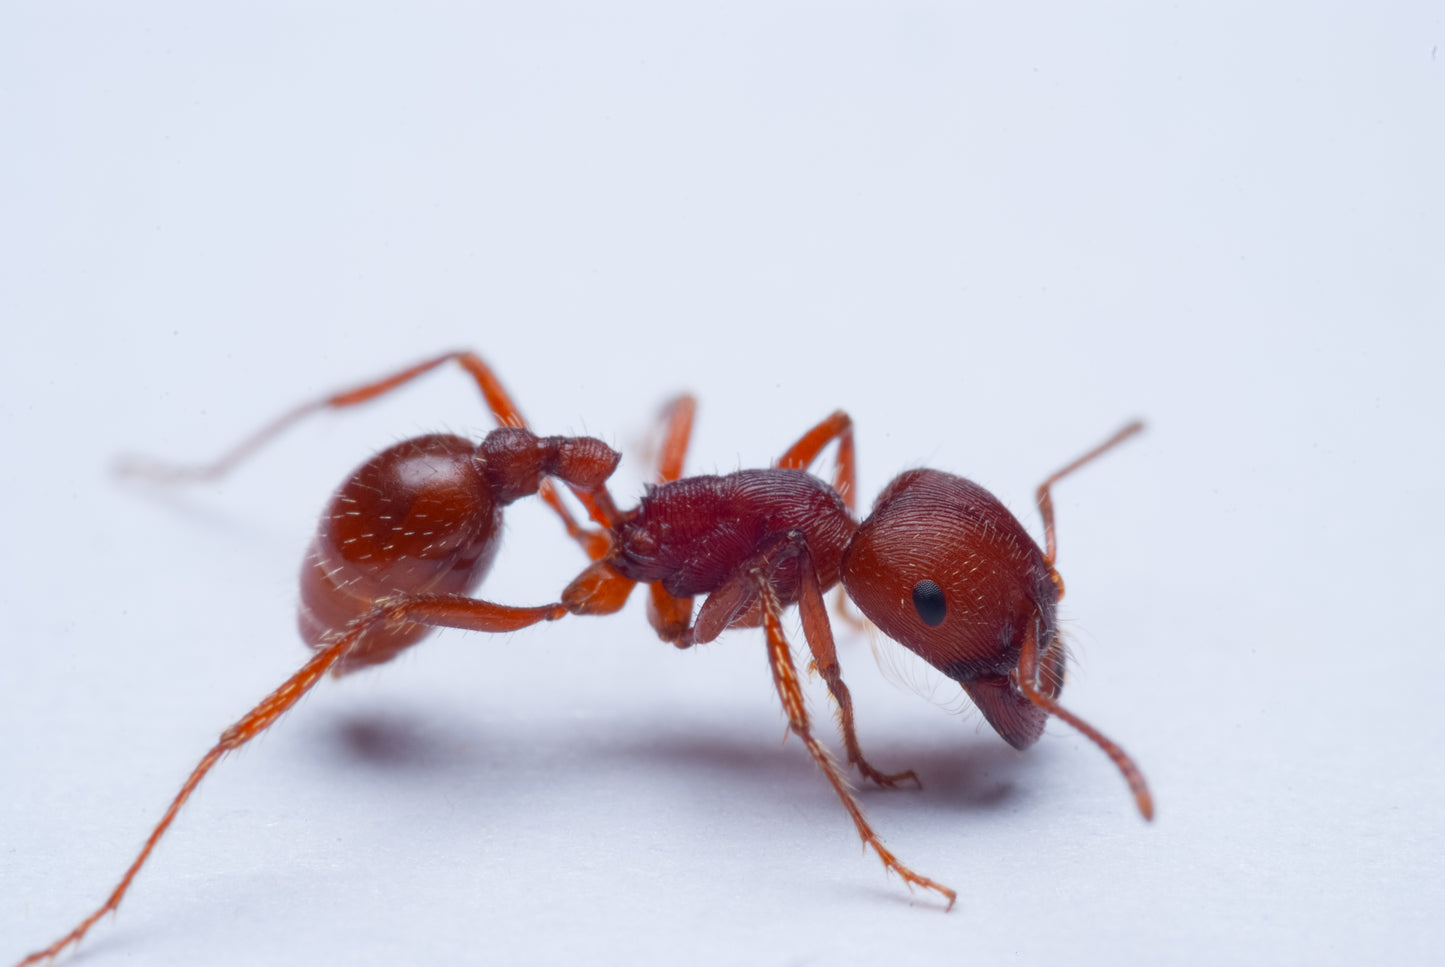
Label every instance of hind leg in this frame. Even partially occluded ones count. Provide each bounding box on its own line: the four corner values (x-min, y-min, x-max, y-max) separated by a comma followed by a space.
14, 593, 565, 967
118, 350, 617, 558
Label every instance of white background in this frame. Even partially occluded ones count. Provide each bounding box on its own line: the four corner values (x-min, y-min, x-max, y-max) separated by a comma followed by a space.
2, 4, 1441, 966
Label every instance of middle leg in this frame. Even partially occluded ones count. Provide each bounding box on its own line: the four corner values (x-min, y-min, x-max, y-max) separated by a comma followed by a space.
775, 410, 856, 512
645, 394, 700, 641
774, 410, 869, 634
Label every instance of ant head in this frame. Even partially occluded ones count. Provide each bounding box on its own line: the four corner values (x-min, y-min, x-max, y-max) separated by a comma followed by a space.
841, 468, 1063, 749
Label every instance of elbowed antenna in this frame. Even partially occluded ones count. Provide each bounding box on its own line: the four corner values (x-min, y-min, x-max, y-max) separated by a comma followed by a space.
1014, 619, 1153, 820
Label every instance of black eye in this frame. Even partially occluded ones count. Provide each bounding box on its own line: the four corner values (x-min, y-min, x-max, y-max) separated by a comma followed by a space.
912, 579, 946, 626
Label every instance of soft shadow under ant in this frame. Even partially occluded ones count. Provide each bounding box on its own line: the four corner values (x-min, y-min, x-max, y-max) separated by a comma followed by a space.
325, 710, 490, 774
622, 724, 1031, 815
313, 704, 1029, 819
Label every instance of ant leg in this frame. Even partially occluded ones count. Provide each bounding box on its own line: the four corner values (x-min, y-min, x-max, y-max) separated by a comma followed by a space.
14, 594, 565, 967
774, 410, 856, 512
1013, 621, 1154, 820
120, 352, 513, 481
1034, 420, 1143, 567
635, 395, 699, 641
756, 578, 955, 909
774, 411, 868, 627
647, 583, 695, 646
652, 395, 698, 484
118, 350, 614, 559
563, 560, 638, 617
561, 394, 673, 617
794, 546, 919, 789
684, 535, 916, 786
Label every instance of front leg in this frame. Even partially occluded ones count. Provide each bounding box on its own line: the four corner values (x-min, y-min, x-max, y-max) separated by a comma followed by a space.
774, 410, 856, 512
634, 554, 951, 904
685, 533, 917, 788
793, 544, 920, 790
754, 570, 954, 908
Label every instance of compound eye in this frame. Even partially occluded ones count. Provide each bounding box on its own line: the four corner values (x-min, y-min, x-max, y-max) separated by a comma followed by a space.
911, 579, 947, 626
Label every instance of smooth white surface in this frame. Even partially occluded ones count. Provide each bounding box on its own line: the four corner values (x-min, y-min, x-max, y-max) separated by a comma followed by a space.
2, 4, 1441, 966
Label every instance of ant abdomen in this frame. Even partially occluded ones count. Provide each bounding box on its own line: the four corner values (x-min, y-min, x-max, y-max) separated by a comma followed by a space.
841, 468, 1065, 749
299, 433, 504, 671
300, 427, 620, 673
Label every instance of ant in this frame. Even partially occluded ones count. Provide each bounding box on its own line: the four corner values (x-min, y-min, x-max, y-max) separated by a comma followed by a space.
14, 351, 1151, 966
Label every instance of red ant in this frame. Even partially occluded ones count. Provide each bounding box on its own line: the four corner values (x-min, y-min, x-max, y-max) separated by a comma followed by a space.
15, 351, 1151, 966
